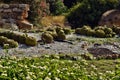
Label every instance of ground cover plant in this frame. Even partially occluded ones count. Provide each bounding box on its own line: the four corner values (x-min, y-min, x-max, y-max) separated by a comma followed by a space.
0, 54, 119, 80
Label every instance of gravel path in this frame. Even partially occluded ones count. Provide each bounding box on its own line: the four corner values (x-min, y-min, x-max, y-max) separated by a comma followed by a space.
0, 32, 120, 57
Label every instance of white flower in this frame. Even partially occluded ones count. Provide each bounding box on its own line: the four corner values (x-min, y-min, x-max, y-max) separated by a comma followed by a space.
55, 77, 60, 80
26, 75, 32, 80
44, 76, 51, 80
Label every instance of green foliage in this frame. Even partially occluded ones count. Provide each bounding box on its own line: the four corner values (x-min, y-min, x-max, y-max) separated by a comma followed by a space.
63, 0, 78, 8
56, 30, 66, 41
41, 32, 54, 43
47, 0, 67, 15
0, 36, 18, 48
63, 28, 72, 35
95, 29, 105, 38
75, 25, 94, 36
112, 25, 120, 35
25, 36, 37, 46
0, 55, 119, 79
67, 0, 119, 28
0, 31, 37, 46
75, 25, 116, 38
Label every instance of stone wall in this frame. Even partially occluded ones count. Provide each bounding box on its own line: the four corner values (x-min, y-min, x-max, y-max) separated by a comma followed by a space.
0, 4, 33, 30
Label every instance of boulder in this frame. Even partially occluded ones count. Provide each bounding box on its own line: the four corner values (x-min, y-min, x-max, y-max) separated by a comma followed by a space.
99, 9, 120, 27
87, 45, 119, 57
17, 20, 33, 30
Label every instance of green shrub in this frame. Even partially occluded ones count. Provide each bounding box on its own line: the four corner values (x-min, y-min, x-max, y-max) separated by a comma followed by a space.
95, 30, 105, 38
55, 27, 63, 33
66, 0, 119, 28
104, 27, 113, 34
75, 28, 82, 34
25, 36, 37, 46
0, 31, 37, 46
86, 29, 95, 36
47, 27, 56, 32
75, 25, 92, 35
112, 25, 120, 35
63, 28, 71, 35
47, 0, 67, 15
56, 30, 66, 41
94, 26, 105, 31
41, 32, 54, 43
0, 36, 18, 48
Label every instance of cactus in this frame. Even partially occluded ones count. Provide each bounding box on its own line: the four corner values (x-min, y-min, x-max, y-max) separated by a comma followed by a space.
55, 27, 63, 33
41, 32, 54, 43
56, 30, 66, 41
95, 30, 105, 38
104, 27, 113, 34
63, 28, 71, 35
25, 36, 37, 46
0, 36, 18, 48
86, 30, 95, 36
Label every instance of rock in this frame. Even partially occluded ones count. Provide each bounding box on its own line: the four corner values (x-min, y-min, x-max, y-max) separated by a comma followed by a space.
3, 4, 9, 9
17, 20, 33, 30
87, 47, 118, 57
99, 9, 120, 27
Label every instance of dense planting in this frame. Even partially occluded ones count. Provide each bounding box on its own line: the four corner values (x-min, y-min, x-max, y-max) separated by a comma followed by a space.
75, 25, 116, 38
0, 36, 18, 48
0, 31, 37, 46
0, 55, 119, 80
41, 27, 72, 43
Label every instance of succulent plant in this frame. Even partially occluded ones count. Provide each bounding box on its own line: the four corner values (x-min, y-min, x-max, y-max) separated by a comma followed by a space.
63, 28, 71, 35
25, 36, 37, 46
56, 30, 66, 41
86, 30, 95, 36
55, 27, 63, 33
41, 32, 54, 43
95, 30, 105, 38
75, 28, 82, 34
104, 27, 113, 34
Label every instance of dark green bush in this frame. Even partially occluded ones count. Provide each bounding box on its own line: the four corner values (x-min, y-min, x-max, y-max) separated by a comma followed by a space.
66, 0, 119, 28
47, 0, 67, 15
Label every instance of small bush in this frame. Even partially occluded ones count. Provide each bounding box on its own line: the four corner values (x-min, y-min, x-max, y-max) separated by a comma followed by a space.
63, 28, 72, 35
75, 25, 92, 35
95, 30, 105, 38
104, 27, 113, 34
41, 32, 54, 43
47, 0, 67, 15
0, 36, 18, 48
25, 36, 37, 46
86, 30, 95, 36
0, 31, 37, 46
56, 30, 66, 41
